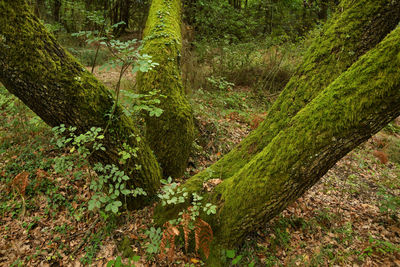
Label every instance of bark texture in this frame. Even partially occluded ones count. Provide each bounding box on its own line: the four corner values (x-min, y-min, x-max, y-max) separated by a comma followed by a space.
153, 0, 400, 263
159, 25, 400, 264
137, 0, 195, 178
0, 0, 162, 208
182, 0, 400, 189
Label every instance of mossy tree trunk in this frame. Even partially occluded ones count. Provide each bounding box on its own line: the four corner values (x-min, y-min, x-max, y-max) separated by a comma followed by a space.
158, 25, 400, 264
0, 0, 162, 209
137, 0, 195, 179
154, 0, 400, 263
181, 0, 400, 190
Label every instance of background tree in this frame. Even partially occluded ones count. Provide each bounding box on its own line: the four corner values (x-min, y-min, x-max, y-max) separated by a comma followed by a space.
137, 0, 195, 178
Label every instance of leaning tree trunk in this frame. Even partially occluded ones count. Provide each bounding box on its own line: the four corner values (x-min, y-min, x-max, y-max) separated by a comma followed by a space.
0, 0, 162, 209
180, 0, 400, 189
159, 25, 400, 265
137, 0, 195, 178
153, 0, 400, 263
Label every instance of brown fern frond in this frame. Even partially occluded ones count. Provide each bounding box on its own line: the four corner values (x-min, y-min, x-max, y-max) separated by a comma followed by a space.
12, 171, 29, 197
181, 207, 192, 253
194, 218, 213, 259
159, 222, 179, 261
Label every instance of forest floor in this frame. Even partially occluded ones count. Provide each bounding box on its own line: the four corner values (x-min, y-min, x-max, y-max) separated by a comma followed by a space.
1, 64, 400, 267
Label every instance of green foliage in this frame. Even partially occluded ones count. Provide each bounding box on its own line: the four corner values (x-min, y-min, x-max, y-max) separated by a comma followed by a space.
144, 227, 163, 255
377, 188, 400, 219
121, 89, 165, 119
226, 249, 242, 265
51, 125, 146, 214
206, 76, 234, 91
158, 177, 217, 225
106, 255, 140, 267
184, 0, 329, 43
385, 122, 400, 135
80, 230, 104, 265
183, 40, 296, 95
362, 236, 400, 257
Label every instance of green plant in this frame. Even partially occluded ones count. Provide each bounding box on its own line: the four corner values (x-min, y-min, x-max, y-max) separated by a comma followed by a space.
385, 122, 400, 134
106, 255, 140, 267
362, 236, 400, 257
206, 76, 234, 91
51, 125, 146, 215
226, 249, 243, 265
80, 231, 104, 265
73, 19, 160, 129
377, 188, 400, 219
144, 227, 163, 255
155, 178, 217, 260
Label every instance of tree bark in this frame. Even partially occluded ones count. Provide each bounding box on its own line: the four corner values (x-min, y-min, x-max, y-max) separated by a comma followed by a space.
154, 0, 400, 262
137, 0, 195, 178
179, 0, 400, 190
0, 0, 162, 209
53, 0, 61, 22
34, 0, 45, 19
158, 25, 400, 264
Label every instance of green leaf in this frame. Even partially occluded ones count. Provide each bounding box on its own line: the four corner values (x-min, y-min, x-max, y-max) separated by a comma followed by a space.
106, 259, 115, 267
111, 205, 118, 214
232, 255, 242, 264
121, 189, 131, 195
226, 250, 236, 259
131, 255, 140, 262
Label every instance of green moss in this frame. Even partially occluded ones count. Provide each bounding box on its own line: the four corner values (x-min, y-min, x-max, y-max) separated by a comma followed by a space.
153, 2, 400, 263
117, 236, 136, 258
0, 0, 161, 208
185, 0, 400, 184
137, 0, 195, 178
210, 25, 400, 251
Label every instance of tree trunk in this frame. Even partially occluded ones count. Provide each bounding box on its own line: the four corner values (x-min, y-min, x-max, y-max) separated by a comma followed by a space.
178, 0, 400, 190
34, 0, 45, 19
53, 0, 61, 22
137, 0, 195, 178
159, 25, 400, 264
154, 0, 400, 262
0, 0, 162, 209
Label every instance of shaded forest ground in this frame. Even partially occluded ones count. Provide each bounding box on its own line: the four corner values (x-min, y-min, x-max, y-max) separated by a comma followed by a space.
1, 42, 400, 266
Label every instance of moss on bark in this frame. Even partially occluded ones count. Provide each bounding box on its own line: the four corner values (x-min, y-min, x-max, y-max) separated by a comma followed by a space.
207, 24, 400, 253
0, 0, 162, 208
154, 0, 400, 263
137, 0, 195, 178
184, 0, 400, 187
158, 25, 400, 265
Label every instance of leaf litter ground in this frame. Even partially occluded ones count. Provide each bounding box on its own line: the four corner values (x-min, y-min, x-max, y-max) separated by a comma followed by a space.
1, 74, 400, 266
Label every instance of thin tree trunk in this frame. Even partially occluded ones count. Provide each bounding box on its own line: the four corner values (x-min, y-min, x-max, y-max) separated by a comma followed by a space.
137, 0, 195, 178
53, 0, 61, 22
34, 0, 45, 19
0, 0, 162, 209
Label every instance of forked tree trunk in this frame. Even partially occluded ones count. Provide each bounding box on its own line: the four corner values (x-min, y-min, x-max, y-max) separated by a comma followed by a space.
0, 0, 162, 209
178, 0, 400, 192
154, 0, 400, 263
158, 25, 400, 264
137, 0, 195, 178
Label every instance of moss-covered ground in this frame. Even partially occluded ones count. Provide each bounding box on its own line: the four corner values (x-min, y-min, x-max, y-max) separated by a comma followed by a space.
1, 37, 400, 266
